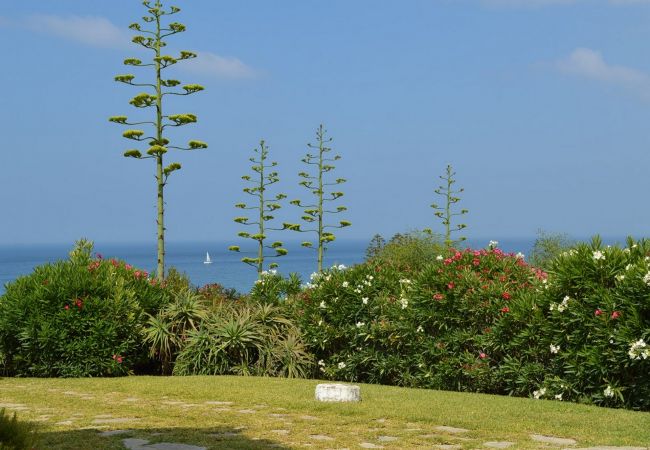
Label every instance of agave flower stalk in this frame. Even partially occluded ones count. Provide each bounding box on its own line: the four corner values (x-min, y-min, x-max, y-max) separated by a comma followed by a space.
110, 0, 207, 281
284, 125, 350, 272
431, 164, 468, 248
229, 140, 288, 276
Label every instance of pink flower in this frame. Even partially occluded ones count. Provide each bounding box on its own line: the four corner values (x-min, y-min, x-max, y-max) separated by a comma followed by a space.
502, 292, 511, 300
447, 282, 455, 290
479, 352, 487, 359
64, 305, 69, 310
611, 311, 621, 320
433, 293, 444, 301
595, 308, 603, 316
500, 306, 510, 313
472, 259, 480, 266
125, 264, 133, 271
443, 258, 453, 265
117, 356, 123, 364
134, 270, 141, 278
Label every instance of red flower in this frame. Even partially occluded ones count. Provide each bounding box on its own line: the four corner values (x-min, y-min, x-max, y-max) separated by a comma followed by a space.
595, 308, 603, 316
611, 311, 621, 319
117, 356, 123, 364
125, 264, 133, 271
443, 258, 453, 265
64, 305, 69, 310
502, 292, 511, 300
433, 293, 444, 301
447, 282, 455, 290
110, 259, 119, 267
479, 352, 487, 359
500, 306, 510, 313
472, 259, 480, 266
75, 299, 83, 309
134, 270, 141, 278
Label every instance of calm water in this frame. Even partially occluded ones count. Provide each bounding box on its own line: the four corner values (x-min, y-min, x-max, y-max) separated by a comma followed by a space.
0, 237, 544, 295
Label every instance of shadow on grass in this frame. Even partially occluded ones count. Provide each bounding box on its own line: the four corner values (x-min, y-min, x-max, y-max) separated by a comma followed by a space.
33, 425, 292, 450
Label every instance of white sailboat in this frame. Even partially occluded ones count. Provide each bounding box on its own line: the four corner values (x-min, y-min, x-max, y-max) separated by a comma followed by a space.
203, 252, 213, 264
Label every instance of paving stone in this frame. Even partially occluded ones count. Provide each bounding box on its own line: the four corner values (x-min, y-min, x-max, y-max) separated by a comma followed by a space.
237, 409, 256, 414
531, 434, 577, 446
433, 446, 462, 450
123, 439, 151, 450
124, 397, 140, 402
359, 443, 384, 449
374, 418, 386, 423
435, 426, 470, 434
94, 414, 114, 419
146, 443, 207, 450
377, 436, 398, 442
55, 420, 73, 426
0, 403, 27, 409
204, 401, 233, 406
268, 413, 289, 418
309, 434, 335, 441
99, 429, 131, 437
300, 415, 320, 420
92, 417, 141, 424
484, 442, 515, 448
212, 407, 230, 412
161, 401, 186, 406
271, 429, 290, 435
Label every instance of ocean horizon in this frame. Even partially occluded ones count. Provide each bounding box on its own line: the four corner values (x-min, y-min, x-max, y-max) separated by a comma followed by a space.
0, 235, 634, 295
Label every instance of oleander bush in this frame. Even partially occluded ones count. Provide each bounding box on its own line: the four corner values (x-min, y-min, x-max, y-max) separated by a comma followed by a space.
0, 239, 174, 377
498, 237, 650, 410
288, 245, 545, 390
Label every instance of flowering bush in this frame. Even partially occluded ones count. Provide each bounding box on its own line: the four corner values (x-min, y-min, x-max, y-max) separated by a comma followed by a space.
0, 240, 174, 377
502, 237, 650, 410
287, 246, 545, 391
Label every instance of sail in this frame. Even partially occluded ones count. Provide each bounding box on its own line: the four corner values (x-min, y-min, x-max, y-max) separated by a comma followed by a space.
204, 252, 212, 264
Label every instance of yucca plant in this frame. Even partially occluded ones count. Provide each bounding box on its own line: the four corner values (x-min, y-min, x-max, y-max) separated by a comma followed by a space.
431, 164, 468, 248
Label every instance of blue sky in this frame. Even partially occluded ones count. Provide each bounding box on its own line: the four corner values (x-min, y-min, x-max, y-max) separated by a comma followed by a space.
1, 0, 650, 245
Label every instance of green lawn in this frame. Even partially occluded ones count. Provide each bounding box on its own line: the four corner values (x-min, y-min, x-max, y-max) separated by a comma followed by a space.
1, 376, 648, 449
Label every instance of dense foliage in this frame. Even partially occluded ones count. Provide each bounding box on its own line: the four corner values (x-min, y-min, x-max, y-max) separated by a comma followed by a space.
0, 240, 173, 377
0, 409, 37, 450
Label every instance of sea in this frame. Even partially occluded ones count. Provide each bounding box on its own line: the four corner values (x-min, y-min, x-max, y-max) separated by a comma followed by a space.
0, 237, 545, 296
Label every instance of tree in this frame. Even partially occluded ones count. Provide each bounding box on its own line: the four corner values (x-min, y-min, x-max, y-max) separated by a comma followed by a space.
284, 125, 350, 272
110, 0, 207, 281
430, 164, 468, 248
228, 140, 288, 276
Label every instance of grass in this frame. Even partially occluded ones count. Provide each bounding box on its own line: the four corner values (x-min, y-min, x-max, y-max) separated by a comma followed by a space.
1, 376, 649, 449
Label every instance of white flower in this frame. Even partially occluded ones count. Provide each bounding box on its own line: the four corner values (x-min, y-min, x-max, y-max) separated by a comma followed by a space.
643, 272, 650, 287
400, 297, 409, 309
254, 279, 262, 285
488, 240, 499, 249
399, 278, 412, 285
436, 255, 444, 261
625, 264, 633, 271
550, 344, 560, 354
319, 301, 326, 309
310, 272, 321, 281
603, 385, 615, 398
549, 303, 557, 311
593, 250, 605, 261
554, 393, 563, 401
354, 288, 362, 294
533, 387, 546, 399
366, 275, 374, 281
516, 252, 525, 259
628, 339, 650, 360
416, 325, 424, 333
356, 321, 365, 328
318, 359, 325, 366
342, 281, 349, 288
615, 274, 625, 282
623, 248, 630, 254
362, 297, 368, 305
318, 320, 323, 326
338, 362, 346, 369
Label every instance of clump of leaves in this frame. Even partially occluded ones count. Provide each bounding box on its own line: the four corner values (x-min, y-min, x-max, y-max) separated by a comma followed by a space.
0, 409, 37, 450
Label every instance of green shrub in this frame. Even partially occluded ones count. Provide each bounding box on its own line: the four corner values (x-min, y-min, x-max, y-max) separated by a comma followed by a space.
0, 240, 173, 377
366, 230, 446, 271
0, 409, 37, 450
499, 237, 650, 410
528, 229, 573, 269
248, 270, 302, 303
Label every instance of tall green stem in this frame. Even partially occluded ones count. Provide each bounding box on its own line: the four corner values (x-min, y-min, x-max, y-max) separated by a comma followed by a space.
155, 2, 165, 281
257, 153, 265, 275
317, 126, 325, 272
